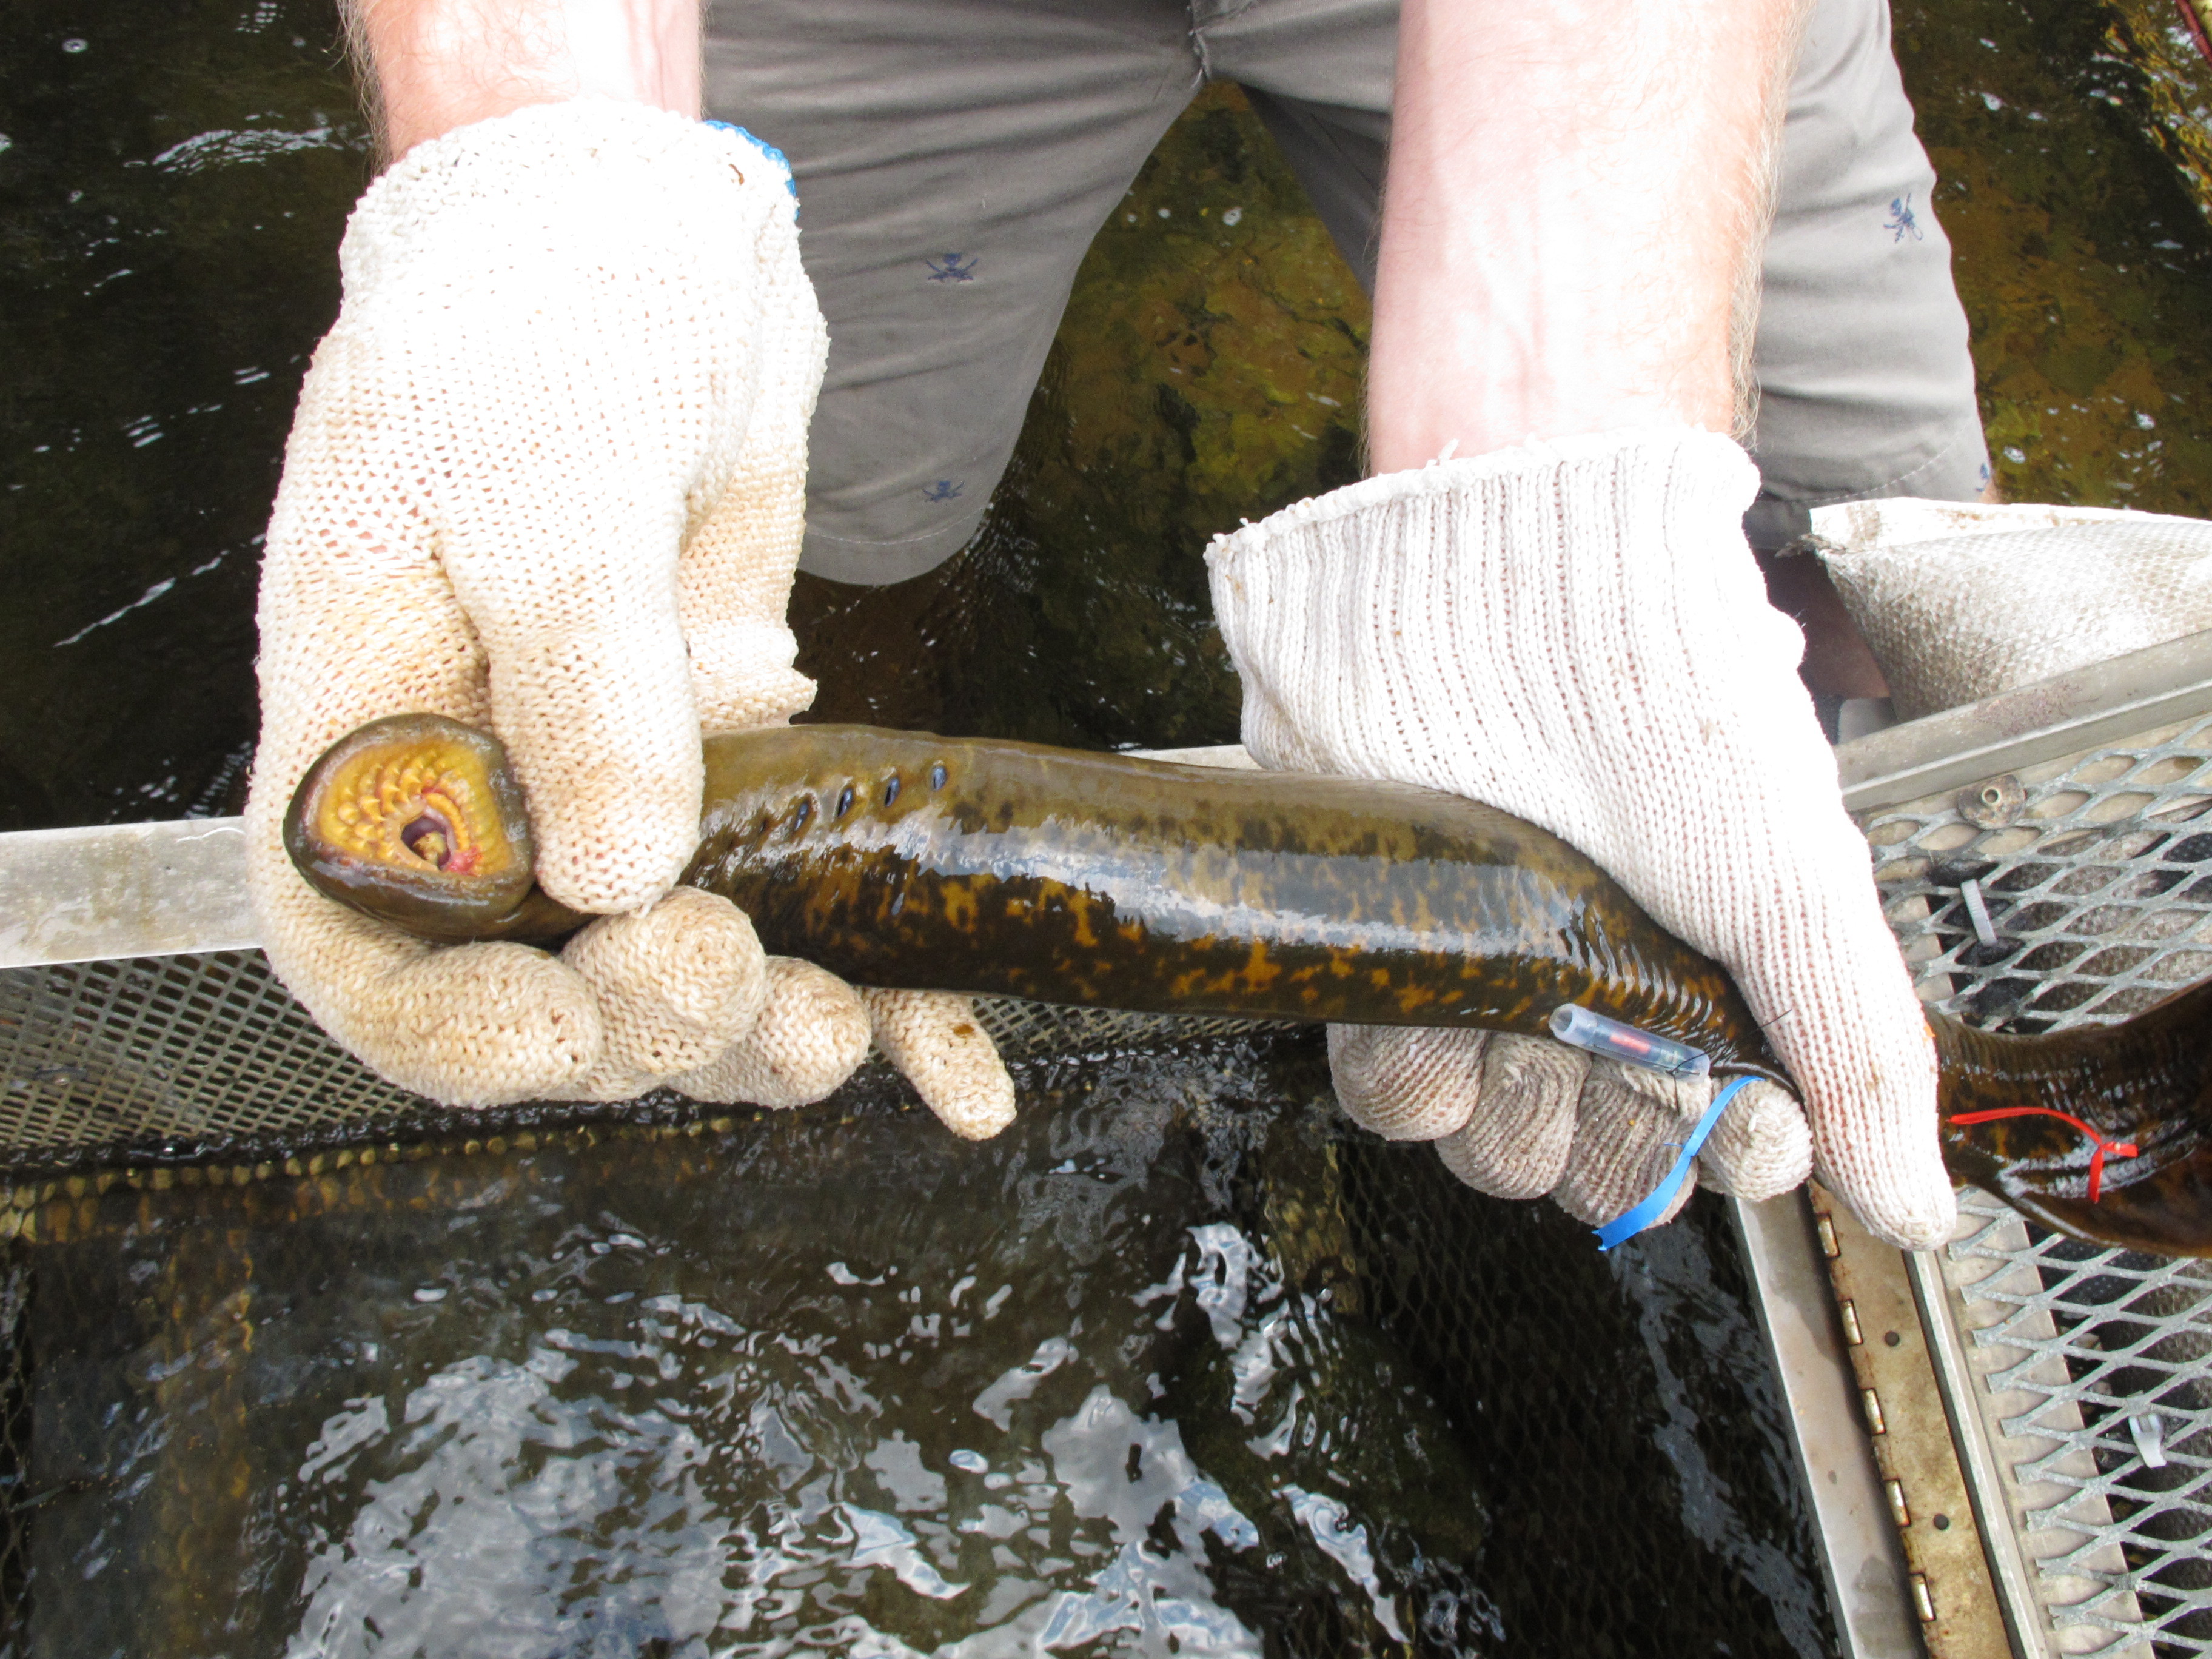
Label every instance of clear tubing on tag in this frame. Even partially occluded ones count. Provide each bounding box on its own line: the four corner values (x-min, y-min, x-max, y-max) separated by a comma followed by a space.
1547, 1005, 1712, 1078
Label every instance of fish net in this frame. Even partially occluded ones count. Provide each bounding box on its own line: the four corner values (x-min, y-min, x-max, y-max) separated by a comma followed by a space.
0, 948, 1300, 1173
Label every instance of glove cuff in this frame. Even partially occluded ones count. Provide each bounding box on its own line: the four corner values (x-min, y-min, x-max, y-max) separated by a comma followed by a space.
1204, 426, 1784, 786
1208, 426, 1757, 580
340, 98, 795, 298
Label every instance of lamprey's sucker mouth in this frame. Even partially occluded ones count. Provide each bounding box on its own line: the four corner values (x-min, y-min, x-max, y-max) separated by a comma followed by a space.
286, 713, 2212, 1257
284, 714, 589, 943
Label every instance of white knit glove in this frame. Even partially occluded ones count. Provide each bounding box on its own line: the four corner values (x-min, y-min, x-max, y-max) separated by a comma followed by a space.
1208, 429, 1952, 1249
1325, 1025, 1814, 1231
244, 101, 1013, 1137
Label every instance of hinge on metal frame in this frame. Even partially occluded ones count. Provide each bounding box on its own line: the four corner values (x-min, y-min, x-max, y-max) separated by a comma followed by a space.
1807, 1183, 2013, 1658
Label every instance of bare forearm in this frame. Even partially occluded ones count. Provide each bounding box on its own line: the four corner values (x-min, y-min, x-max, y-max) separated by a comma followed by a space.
1368, 0, 1809, 472
344, 0, 703, 159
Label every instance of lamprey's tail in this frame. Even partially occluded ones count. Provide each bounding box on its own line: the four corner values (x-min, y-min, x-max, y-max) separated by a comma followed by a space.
1936, 979, 2212, 1256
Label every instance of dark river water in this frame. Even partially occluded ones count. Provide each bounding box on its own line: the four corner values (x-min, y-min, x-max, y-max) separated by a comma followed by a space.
4, 1044, 1832, 1657
0, 0, 2207, 1653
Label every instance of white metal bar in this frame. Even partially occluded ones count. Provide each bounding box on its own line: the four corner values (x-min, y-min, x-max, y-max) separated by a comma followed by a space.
1906, 1245, 2056, 1656
0, 817, 252, 970
1837, 628, 2212, 814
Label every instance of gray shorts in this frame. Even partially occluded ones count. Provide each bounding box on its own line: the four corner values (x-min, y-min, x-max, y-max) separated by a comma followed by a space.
704, 0, 1989, 581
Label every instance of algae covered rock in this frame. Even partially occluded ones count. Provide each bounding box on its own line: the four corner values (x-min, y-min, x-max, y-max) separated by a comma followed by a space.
1895, 0, 2212, 516
2101, 0, 2212, 222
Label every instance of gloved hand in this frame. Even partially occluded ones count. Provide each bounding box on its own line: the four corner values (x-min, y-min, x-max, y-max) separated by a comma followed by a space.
244, 99, 1013, 1138
1208, 429, 1952, 1250
1326, 1025, 1813, 1229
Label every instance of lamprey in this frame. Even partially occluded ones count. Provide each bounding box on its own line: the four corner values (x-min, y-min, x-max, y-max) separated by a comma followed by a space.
287, 715, 2212, 1256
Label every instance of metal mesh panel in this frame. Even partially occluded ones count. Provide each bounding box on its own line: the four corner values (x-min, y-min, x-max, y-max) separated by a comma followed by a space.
1865, 711, 2212, 1030
1862, 713, 2212, 1657
0, 948, 1290, 1170
1946, 1191, 2212, 1651
0, 953, 420, 1156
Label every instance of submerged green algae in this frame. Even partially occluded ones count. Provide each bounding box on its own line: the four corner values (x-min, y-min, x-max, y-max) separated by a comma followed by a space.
1897, 0, 2212, 515
2100, 0, 2212, 223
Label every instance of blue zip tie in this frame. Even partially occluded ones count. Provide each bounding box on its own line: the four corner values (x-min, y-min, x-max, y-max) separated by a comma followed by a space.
1592, 1076, 1757, 1252
703, 121, 799, 202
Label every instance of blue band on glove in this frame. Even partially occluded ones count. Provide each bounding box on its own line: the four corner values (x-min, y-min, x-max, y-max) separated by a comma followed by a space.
703, 121, 799, 200
1592, 1076, 1757, 1252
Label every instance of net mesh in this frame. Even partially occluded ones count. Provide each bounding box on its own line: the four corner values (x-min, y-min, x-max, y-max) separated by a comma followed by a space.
1863, 710, 2212, 1655
1948, 1191, 2212, 1651
0, 951, 1295, 1171
1865, 711, 2212, 1031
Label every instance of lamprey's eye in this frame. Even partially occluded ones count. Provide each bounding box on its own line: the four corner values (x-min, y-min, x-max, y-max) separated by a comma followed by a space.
283, 713, 585, 943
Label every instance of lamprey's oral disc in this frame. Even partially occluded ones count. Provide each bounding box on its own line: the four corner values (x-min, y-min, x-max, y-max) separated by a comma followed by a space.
283, 713, 587, 943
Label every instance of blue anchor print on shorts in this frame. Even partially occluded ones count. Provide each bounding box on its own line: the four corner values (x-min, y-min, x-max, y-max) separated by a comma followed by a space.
1885, 193, 1924, 243
927, 252, 978, 283
923, 480, 965, 504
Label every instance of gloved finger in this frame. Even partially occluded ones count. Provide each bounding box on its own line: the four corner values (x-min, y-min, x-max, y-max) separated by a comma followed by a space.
680, 189, 829, 735
1549, 1062, 1705, 1230
549, 890, 769, 1100
1204, 430, 1954, 1252
399, 122, 806, 911
1433, 1033, 1586, 1199
1326, 1025, 1487, 1141
669, 956, 871, 1109
440, 478, 702, 916
1770, 920, 1954, 1249
863, 990, 1018, 1141
263, 903, 604, 1108
1696, 1078, 1813, 1202
1627, 495, 1949, 1243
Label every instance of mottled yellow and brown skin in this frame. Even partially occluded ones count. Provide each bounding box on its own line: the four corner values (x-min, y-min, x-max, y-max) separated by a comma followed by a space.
687, 726, 1786, 1079
1928, 990, 2212, 1257
290, 718, 2212, 1256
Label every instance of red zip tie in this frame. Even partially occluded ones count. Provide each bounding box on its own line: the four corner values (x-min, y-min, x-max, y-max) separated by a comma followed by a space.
1951, 1107, 2140, 1203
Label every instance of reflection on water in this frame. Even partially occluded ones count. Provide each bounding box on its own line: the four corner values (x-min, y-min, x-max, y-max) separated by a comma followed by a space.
0, 0, 366, 830
5, 1040, 1831, 1655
